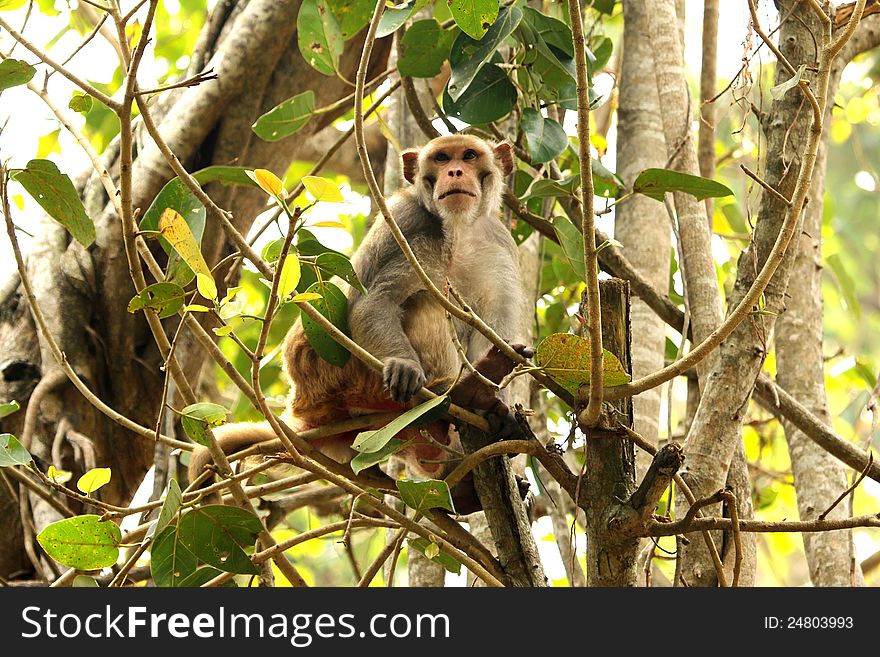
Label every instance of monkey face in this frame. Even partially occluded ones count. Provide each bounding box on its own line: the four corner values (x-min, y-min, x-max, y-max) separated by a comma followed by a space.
402, 135, 514, 222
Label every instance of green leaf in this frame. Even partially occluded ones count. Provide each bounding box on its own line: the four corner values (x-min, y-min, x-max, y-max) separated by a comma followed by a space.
352, 396, 449, 454
127, 282, 186, 319
277, 252, 302, 302
408, 537, 461, 574
300, 280, 350, 367
398, 20, 458, 79
633, 168, 735, 202
302, 175, 344, 202
10, 159, 95, 247
446, 5, 521, 101
443, 64, 516, 125
176, 505, 262, 575
68, 92, 94, 113
36, 515, 121, 570
72, 575, 99, 587
140, 178, 206, 285
0, 400, 20, 420
535, 333, 631, 395
315, 252, 366, 294
521, 7, 573, 57
77, 467, 111, 494
0, 58, 35, 92
180, 402, 227, 447
252, 90, 315, 142
590, 36, 613, 73
154, 479, 183, 537
262, 237, 285, 263
218, 286, 247, 321
0, 433, 31, 466
396, 478, 456, 515
326, 0, 374, 39
448, 0, 499, 40
192, 166, 260, 188
176, 566, 237, 588
552, 215, 586, 281
591, 158, 624, 198
524, 177, 579, 200
150, 525, 198, 587
376, 0, 426, 38
770, 63, 806, 100
297, 0, 344, 76
350, 438, 408, 475
521, 108, 568, 164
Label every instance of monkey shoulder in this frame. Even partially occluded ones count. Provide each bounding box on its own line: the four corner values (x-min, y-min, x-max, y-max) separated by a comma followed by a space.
352, 191, 447, 291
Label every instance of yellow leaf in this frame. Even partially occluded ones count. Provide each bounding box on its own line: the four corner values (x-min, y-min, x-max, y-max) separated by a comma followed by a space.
302, 176, 343, 203
77, 467, 111, 494
311, 221, 346, 229
37, 129, 61, 159
277, 253, 301, 302
48, 465, 72, 484
248, 168, 284, 198
158, 209, 211, 278
196, 272, 217, 301
183, 304, 210, 313
291, 292, 322, 303
424, 542, 440, 559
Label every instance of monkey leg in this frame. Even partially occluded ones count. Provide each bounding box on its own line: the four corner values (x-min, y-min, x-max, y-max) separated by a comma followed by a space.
450, 342, 534, 439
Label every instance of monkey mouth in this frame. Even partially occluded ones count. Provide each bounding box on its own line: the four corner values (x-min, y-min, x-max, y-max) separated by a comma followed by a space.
438, 189, 476, 200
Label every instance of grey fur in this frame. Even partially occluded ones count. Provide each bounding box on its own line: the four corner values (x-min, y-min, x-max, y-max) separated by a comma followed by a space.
348, 137, 523, 403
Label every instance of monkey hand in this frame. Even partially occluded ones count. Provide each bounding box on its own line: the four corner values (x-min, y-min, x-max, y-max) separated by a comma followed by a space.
383, 357, 427, 404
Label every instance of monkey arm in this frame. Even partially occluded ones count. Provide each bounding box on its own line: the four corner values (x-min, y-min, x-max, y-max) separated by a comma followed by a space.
349, 260, 430, 403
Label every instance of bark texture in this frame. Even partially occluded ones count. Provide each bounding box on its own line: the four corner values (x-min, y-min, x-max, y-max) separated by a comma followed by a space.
582, 279, 636, 586
616, 0, 671, 452
646, 0, 724, 383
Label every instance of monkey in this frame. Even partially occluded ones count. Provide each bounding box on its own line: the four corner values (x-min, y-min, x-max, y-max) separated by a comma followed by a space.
189, 135, 530, 514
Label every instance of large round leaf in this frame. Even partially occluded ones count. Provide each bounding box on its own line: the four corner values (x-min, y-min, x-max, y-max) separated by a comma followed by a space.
443, 64, 516, 125
176, 506, 261, 575
11, 159, 95, 247
300, 280, 351, 368
447, 5, 521, 100
37, 515, 121, 570
521, 108, 568, 164
449, 0, 499, 40
297, 0, 343, 76
398, 20, 458, 79
535, 333, 631, 395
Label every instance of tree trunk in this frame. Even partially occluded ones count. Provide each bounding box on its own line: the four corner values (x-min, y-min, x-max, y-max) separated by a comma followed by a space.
676, 1, 827, 586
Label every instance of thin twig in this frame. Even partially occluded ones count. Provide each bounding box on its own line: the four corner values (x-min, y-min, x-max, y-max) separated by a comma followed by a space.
818, 451, 873, 520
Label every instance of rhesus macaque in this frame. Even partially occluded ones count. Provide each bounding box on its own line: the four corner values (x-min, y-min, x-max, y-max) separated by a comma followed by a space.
189, 135, 530, 513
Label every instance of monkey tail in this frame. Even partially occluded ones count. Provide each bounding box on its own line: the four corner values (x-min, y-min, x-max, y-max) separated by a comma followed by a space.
187, 419, 286, 489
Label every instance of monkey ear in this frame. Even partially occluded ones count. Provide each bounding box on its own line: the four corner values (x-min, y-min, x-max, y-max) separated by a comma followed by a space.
493, 142, 515, 177
401, 150, 419, 184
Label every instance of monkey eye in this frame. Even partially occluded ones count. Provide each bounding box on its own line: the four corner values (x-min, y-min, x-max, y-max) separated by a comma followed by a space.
434, 152, 450, 162
463, 149, 477, 160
